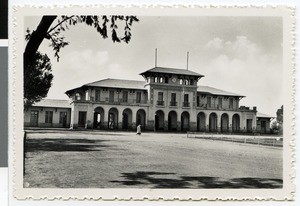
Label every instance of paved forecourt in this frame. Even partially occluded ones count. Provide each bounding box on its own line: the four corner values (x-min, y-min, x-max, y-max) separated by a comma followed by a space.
24, 130, 283, 188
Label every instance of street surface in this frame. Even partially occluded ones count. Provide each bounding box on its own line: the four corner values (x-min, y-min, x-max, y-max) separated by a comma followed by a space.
24, 131, 283, 188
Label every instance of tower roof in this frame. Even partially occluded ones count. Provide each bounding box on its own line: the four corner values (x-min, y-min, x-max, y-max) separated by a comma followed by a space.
140, 67, 204, 78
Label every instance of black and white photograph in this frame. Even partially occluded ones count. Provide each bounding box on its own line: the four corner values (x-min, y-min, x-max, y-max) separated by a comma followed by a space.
12, 6, 294, 200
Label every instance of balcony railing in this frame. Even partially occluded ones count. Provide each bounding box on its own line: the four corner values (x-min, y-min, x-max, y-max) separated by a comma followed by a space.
76, 98, 148, 105
196, 103, 240, 111
170, 101, 177, 106
157, 100, 164, 106
182, 102, 190, 107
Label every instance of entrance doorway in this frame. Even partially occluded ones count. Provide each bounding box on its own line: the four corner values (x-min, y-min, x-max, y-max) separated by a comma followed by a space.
93, 107, 104, 129
168, 111, 177, 131
221, 113, 229, 132
122, 113, 129, 129
59, 112, 67, 128
30, 110, 39, 127
136, 109, 146, 129
155, 110, 164, 131
209, 113, 218, 132
247, 119, 253, 133
122, 108, 132, 130
232, 114, 240, 132
197, 112, 206, 132
181, 111, 190, 131
78, 111, 87, 127
108, 108, 118, 129
261, 120, 267, 133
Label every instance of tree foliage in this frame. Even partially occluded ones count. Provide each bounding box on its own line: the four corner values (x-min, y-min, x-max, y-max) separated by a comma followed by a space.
276, 105, 283, 135
24, 15, 139, 107
270, 118, 279, 133
276, 105, 283, 123
25, 15, 139, 62
24, 51, 53, 108
270, 105, 283, 134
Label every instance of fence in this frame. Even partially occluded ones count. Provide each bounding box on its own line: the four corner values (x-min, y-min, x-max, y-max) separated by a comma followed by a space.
187, 132, 283, 147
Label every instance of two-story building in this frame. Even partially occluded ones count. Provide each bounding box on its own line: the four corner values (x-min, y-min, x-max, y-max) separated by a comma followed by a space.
60, 67, 260, 133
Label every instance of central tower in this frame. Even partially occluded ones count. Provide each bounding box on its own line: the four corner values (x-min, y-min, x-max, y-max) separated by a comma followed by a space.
140, 67, 204, 131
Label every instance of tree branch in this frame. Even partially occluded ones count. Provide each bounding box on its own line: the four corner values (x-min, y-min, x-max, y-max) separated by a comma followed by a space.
48, 35, 59, 47
47, 15, 75, 34
24, 16, 57, 66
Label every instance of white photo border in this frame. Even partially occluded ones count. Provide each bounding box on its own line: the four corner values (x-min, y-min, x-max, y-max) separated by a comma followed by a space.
12, 5, 296, 200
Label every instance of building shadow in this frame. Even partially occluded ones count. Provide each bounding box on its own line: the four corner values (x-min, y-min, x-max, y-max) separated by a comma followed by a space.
110, 171, 283, 189
25, 138, 111, 152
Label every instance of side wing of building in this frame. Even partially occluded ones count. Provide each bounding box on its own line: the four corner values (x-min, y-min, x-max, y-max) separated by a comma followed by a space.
24, 99, 71, 128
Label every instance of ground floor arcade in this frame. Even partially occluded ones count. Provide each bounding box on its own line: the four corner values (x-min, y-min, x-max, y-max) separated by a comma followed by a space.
152, 109, 256, 133
70, 103, 258, 133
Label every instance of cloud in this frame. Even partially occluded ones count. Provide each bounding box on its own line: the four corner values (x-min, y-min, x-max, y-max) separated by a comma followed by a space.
65, 49, 109, 70
46, 49, 110, 99
205, 36, 260, 60
201, 36, 282, 116
229, 36, 259, 58
205, 37, 224, 50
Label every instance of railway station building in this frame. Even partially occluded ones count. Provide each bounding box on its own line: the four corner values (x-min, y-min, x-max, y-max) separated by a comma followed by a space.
24, 67, 273, 133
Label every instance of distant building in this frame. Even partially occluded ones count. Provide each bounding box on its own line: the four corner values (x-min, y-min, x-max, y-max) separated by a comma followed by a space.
256, 112, 274, 134
24, 99, 71, 128
24, 67, 272, 133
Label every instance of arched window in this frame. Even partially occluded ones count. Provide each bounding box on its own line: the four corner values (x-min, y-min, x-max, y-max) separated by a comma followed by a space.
185, 79, 189, 85
159, 77, 163, 83
85, 91, 89, 101
75, 93, 81, 100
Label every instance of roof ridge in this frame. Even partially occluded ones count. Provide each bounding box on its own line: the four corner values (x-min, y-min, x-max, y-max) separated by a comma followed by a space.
84, 78, 109, 85
152, 66, 198, 71
197, 85, 244, 97
33, 99, 71, 108
85, 78, 144, 85
140, 66, 204, 77
198, 85, 232, 92
39, 99, 69, 101
154, 66, 189, 70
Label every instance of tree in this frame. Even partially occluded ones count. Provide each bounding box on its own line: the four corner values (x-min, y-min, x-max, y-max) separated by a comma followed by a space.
270, 118, 279, 133
24, 15, 139, 106
24, 51, 53, 108
276, 105, 283, 123
270, 105, 283, 134
276, 105, 283, 135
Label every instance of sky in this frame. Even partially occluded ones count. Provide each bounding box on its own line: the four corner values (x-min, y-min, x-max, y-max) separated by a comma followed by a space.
25, 16, 283, 116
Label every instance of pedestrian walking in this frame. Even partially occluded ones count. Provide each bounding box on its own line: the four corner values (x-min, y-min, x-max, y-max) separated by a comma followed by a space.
136, 124, 141, 135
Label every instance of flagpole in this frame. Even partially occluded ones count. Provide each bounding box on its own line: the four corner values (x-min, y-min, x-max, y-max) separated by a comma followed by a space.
187, 52, 189, 70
